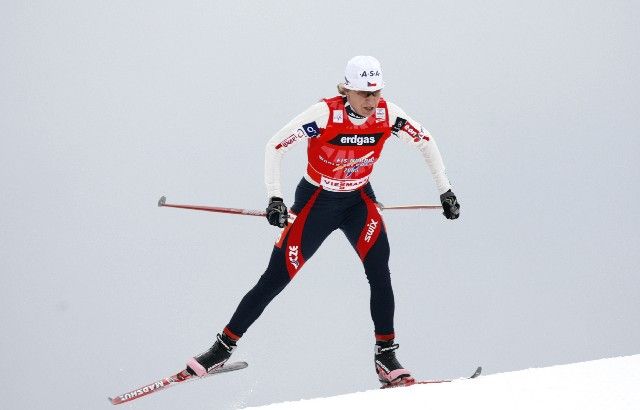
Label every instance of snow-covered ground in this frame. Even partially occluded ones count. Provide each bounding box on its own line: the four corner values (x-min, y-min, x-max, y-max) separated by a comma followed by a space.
247, 355, 640, 410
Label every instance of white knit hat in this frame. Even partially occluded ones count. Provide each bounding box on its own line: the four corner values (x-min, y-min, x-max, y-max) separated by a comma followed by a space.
342, 56, 385, 92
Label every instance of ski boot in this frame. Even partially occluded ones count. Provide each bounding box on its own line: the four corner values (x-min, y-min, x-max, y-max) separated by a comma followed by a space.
375, 340, 413, 386
186, 333, 237, 377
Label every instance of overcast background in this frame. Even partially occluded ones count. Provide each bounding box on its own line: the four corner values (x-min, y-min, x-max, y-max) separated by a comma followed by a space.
1, 1, 639, 409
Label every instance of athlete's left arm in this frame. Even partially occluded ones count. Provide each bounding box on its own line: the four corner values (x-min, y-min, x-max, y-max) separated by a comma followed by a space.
387, 101, 453, 194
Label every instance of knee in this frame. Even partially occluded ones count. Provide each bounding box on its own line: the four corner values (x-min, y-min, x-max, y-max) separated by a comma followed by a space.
364, 267, 392, 288
253, 262, 292, 297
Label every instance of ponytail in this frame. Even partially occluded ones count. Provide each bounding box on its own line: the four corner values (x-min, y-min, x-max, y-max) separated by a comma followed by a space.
337, 83, 348, 95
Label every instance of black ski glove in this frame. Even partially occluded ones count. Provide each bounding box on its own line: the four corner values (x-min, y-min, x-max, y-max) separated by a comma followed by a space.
266, 197, 288, 228
440, 190, 460, 220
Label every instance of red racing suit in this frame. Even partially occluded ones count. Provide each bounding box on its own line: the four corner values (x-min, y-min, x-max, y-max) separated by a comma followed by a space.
223, 95, 453, 343
265, 95, 452, 198
306, 96, 393, 192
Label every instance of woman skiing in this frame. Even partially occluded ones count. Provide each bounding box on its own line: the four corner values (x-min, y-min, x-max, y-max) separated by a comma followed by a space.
186, 55, 460, 386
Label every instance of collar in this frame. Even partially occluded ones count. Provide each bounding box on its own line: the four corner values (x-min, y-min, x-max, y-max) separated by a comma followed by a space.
345, 104, 366, 120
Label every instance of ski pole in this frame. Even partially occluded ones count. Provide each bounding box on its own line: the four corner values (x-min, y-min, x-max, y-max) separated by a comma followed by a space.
377, 204, 442, 210
158, 196, 266, 216
158, 196, 442, 216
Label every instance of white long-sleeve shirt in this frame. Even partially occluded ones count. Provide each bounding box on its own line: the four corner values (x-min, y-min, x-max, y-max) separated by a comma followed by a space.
265, 98, 452, 199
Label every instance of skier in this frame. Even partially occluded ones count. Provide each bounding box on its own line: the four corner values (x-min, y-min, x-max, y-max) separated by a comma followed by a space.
186, 56, 460, 386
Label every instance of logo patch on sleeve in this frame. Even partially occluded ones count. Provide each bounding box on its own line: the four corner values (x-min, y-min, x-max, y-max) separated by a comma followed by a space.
275, 128, 306, 149
392, 117, 407, 133
302, 121, 320, 138
392, 117, 429, 142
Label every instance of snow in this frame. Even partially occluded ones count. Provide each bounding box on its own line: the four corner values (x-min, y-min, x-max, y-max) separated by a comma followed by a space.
246, 355, 640, 410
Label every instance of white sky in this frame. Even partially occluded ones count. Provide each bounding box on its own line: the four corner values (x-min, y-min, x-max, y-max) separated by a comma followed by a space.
1, 1, 639, 409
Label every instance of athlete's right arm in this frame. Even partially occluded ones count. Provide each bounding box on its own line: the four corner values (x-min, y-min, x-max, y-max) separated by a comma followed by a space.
264, 102, 329, 199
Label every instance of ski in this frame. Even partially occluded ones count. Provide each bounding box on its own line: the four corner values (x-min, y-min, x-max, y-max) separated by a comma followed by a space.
108, 361, 248, 405
380, 366, 482, 389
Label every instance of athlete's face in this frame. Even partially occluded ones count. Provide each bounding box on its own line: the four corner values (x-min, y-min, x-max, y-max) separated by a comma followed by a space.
346, 89, 382, 117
